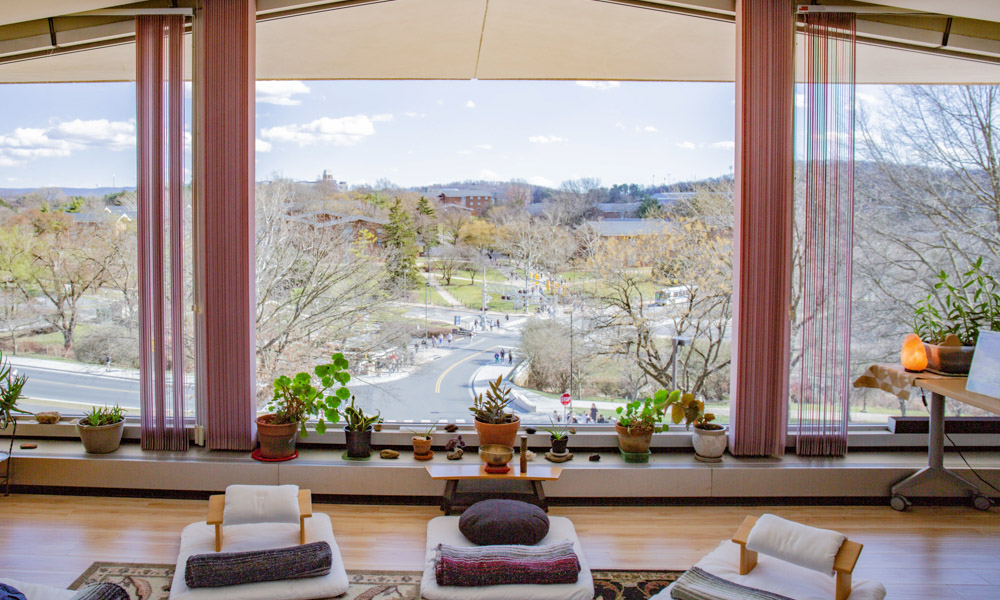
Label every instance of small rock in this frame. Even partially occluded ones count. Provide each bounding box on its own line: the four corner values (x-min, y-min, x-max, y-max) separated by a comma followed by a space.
379, 449, 399, 459
525, 427, 537, 435
589, 454, 601, 462
568, 428, 577, 435
444, 423, 458, 432
373, 423, 383, 432
35, 411, 61, 424
524, 450, 536, 461
444, 435, 466, 451
20, 443, 38, 450
446, 448, 464, 460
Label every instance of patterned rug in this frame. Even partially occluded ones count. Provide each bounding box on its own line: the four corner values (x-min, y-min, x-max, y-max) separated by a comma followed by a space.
69, 562, 683, 600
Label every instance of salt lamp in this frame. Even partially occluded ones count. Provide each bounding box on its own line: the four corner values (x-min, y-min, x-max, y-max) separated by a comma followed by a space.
901, 333, 928, 372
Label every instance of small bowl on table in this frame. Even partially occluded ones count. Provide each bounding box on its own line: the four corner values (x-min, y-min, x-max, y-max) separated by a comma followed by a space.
479, 444, 514, 474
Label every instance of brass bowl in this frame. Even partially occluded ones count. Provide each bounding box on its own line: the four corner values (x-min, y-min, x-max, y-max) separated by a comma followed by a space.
478, 444, 514, 468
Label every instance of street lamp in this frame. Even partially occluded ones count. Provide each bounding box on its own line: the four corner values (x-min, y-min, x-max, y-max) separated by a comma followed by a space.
671, 335, 691, 389
425, 281, 430, 340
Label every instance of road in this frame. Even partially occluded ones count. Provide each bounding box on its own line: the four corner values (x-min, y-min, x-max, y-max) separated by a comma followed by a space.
13, 359, 144, 415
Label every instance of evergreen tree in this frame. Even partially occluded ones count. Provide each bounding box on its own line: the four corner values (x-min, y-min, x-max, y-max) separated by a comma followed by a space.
385, 198, 419, 288
637, 195, 665, 219
414, 195, 439, 250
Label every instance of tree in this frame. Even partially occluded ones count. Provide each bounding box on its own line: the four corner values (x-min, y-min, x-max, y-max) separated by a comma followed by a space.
384, 198, 419, 289
458, 217, 499, 253
414, 195, 439, 251
439, 207, 473, 244
435, 244, 463, 286
637, 195, 665, 219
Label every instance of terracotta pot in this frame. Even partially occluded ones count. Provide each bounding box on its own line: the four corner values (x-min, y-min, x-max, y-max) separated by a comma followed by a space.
77, 419, 125, 454
692, 425, 728, 462
345, 426, 374, 458
616, 422, 654, 454
412, 436, 433, 456
474, 416, 521, 447
550, 435, 569, 455
923, 342, 975, 374
256, 415, 299, 459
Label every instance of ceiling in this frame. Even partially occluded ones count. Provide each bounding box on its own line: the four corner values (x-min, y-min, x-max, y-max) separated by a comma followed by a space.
0, 0, 997, 84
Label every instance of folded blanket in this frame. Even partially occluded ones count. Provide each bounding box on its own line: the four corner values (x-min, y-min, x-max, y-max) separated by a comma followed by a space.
68, 583, 129, 600
435, 540, 581, 587
670, 567, 795, 600
185, 541, 332, 588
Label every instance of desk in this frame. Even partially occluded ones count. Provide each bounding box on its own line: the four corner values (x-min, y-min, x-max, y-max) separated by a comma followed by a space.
425, 464, 562, 515
893, 375, 999, 511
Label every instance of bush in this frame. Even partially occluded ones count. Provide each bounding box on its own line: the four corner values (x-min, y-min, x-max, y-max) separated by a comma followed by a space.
74, 325, 139, 368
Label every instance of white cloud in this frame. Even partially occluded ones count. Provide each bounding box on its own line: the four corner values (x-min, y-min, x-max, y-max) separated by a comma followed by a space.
615, 121, 625, 129
528, 135, 565, 144
256, 138, 272, 153
576, 81, 620, 91
404, 111, 426, 118
637, 125, 658, 133
528, 175, 554, 187
480, 169, 499, 179
457, 149, 472, 155
675, 141, 696, 150
0, 118, 136, 166
259, 114, 379, 147
371, 113, 395, 122
857, 92, 882, 106
465, 100, 476, 108
710, 140, 735, 150
795, 93, 805, 108
256, 81, 311, 106
472, 144, 492, 150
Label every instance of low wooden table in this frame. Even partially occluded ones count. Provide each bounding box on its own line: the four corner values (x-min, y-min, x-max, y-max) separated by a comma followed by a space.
425, 464, 562, 515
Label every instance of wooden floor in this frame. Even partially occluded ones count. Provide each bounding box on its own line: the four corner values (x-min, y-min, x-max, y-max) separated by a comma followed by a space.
0, 495, 997, 599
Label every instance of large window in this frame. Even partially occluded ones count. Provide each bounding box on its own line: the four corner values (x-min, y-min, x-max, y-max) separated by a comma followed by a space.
253, 80, 736, 425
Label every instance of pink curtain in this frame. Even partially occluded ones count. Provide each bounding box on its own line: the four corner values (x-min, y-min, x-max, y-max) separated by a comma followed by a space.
196, 0, 257, 451
729, 0, 795, 457
136, 15, 188, 451
797, 12, 856, 456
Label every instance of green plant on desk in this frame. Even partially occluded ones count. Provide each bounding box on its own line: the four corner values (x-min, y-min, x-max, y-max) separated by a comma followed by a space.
914, 257, 1000, 345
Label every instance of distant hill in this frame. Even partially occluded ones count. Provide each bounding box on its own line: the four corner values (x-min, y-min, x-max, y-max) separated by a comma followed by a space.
0, 187, 135, 199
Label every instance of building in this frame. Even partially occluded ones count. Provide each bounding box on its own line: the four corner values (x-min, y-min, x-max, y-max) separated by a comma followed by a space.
435, 188, 494, 217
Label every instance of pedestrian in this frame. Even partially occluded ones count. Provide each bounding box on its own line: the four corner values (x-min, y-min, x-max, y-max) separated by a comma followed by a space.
598, 414, 606, 424
447, 333, 453, 347
494, 352, 499, 363
552, 410, 559, 422
508, 352, 513, 365
590, 402, 598, 422
105, 354, 111, 371
500, 348, 506, 361
505, 313, 509, 321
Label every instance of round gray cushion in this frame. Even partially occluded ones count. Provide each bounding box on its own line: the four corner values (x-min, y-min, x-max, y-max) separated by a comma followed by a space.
459, 499, 549, 545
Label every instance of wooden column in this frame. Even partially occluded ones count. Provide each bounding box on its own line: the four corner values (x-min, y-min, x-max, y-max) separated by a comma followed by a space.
193, 0, 256, 451
730, 0, 795, 457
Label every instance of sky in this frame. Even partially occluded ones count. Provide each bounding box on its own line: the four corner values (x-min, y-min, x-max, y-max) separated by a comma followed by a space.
0, 80, 739, 190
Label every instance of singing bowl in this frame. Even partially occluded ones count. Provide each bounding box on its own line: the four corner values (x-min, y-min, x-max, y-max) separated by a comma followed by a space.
478, 444, 514, 467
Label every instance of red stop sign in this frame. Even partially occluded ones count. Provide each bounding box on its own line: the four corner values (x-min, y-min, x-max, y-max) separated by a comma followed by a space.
560, 393, 571, 406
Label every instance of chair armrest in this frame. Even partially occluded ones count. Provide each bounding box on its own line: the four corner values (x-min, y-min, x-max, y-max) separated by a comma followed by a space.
298, 489, 312, 518
207, 494, 224, 525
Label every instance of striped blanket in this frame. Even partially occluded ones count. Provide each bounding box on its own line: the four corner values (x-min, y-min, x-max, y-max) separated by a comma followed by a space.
670, 567, 795, 600
434, 540, 581, 587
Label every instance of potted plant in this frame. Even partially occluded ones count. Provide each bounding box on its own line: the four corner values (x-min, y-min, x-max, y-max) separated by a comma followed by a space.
614, 389, 677, 462
1, 351, 30, 492
669, 392, 727, 462
77, 404, 126, 454
342, 395, 382, 458
541, 418, 570, 455
469, 375, 520, 447
914, 257, 999, 374
406, 422, 439, 460
263, 352, 352, 460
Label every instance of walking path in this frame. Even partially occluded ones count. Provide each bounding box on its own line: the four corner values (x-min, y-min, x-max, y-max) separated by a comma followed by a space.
422, 272, 463, 308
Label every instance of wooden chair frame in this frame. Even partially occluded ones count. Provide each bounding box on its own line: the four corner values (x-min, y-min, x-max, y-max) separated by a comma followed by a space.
207, 488, 312, 552
731, 515, 863, 600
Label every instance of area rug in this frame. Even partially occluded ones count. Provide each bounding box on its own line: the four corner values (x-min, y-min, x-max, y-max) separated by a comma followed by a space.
70, 562, 683, 600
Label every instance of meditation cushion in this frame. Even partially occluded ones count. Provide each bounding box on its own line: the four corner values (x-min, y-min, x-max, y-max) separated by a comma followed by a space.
459, 499, 549, 545
67, 584, 129, 600
184, 541, 333, 588
222, 484, 300, 526
0, 583, 27, 600
435, 540, 581, 586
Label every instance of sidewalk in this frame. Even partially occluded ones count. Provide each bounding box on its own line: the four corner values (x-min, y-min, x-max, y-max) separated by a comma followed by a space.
350, 346, 451, 386
423, 272, 463, 308
9, 355, 139, 380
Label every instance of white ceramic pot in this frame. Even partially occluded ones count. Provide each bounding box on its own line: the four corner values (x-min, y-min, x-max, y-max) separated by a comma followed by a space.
692, 425, 728, 462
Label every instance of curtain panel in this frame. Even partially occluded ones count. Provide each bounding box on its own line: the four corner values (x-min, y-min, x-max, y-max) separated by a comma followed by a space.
136, 15, 188, 451
796, 12, 857, 456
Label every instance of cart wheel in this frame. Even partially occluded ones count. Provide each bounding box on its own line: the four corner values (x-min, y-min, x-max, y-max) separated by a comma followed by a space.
890, 494, 910, 511
972, 494, 993, 511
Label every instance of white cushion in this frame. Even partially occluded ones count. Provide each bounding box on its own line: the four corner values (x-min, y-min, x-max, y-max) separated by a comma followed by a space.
746, 514, 846, 575
420, 515, 594, 600
0, 578, 74, 600
222, 484, 299, 526
649, 541, 887, 600
169, 512, 348, 600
